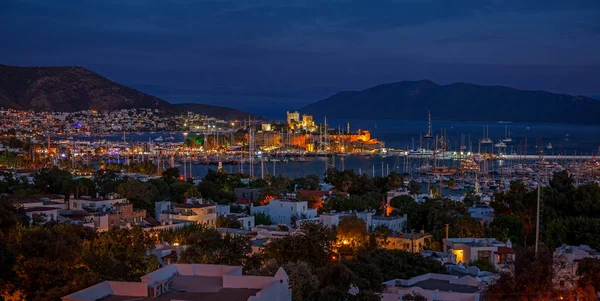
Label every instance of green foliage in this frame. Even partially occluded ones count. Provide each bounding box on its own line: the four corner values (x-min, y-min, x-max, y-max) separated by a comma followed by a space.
401, 292, 426, 301
337, 215, 368, 250
216, 215, 242, 229
472, 259, 498, 273
325, 193, 383, 213
488, 214, 525, 244
117, 179, 160, 211
253, 212, 273, 225
84, 227, 159, 281
93, 169, 120, 194
263, 221, 336, 268
283, 261, 320, 301
230, 204, 247, 214
179, 224, 251, 266
344, 249, 446, 289
577, 258, 600, 293
291, 174, 322, 191
161, 167, 180, 184
34, 167, 73, 195
408, 180, 421, 195
544, 217, 600, 250
198, 180, 236, 203
170, 182, 200, 203
11, 223, 99, 301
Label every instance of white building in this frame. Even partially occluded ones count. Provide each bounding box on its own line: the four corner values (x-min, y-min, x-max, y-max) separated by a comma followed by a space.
553, 244, 599, 290
386, 188, 410, 202
69, 195, 128, 211
24, 207, 59, 224
250, 199, 317, 227
62, 264, 292, 301
319, 210, 407, 232
381, 273, 484, 301
443, 238, 515, 271
158, 200, 217, 226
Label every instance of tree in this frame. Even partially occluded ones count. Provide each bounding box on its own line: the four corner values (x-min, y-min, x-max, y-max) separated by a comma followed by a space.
94, 169, 120, 194
402, 292, 426, 301
84, 227, 159, 282
284, 261, 319, 301
254, 212, 273, 225
179, 225, 251, 266
373, 225, 393, 247
162, 167, 180, 184
344, 249, 446, 284
216, 215, 242, 229
485, 247, 566, 301
292, 174, 321, 191
337, 215, 368, 250
488, 214, 525, 245
448, 177, 457, 189
11, 223, 99, 301
263, 221, 336, 268
491, 180, 540, 246
408, 181, 421, 195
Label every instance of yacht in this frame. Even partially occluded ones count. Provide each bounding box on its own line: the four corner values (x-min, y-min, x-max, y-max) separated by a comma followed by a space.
494, 141, 507, 148
155, 136, 164, 142
502, 126, 513, 143
547, 143, 553, 150
480, 125, 492, 144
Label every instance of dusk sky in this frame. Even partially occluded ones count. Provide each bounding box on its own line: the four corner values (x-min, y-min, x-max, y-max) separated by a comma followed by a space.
2, 0, 599, 117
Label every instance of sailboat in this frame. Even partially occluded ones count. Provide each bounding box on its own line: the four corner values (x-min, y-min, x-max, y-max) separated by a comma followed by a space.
546, 143, 553, 150
502, 126, 513, 143
424, 111, 433, 139
494, 140, 507, 148
480, 125, 492, 144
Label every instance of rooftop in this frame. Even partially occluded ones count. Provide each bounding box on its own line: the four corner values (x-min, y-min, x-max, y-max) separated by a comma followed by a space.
400, 279, 481, 294
174, 203, 215, 209
24, 206, 59, 212
445, 238, 505, 247
98, 276, 261, 301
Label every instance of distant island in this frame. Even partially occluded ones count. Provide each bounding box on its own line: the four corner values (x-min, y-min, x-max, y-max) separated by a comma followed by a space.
0, 64, 263, 120
299, 80, 600, 125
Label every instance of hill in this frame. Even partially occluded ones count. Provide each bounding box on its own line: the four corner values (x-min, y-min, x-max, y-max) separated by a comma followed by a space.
0, 64, 261, 120
174, 103, 264, 120
299, 80, 600, 125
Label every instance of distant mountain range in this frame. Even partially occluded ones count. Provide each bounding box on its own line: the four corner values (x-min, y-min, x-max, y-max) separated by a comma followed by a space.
299, 80, 600, 125
0, 64, 262, 120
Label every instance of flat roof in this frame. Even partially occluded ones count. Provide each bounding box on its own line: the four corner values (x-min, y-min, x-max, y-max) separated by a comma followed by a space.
24, 206, 59, 212
400, 279, 481, 294
174, 203, 215, 208
98, 275, 261, 301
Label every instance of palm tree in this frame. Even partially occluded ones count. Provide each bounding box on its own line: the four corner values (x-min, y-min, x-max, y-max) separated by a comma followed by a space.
448, 178, 457, 189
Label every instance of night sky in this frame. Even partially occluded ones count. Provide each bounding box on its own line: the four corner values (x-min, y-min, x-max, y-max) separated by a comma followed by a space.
2, 0, 599, 117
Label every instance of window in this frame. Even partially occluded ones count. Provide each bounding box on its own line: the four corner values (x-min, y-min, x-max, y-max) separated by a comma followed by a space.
291, 206, 293, 211
73, 202, 77, 208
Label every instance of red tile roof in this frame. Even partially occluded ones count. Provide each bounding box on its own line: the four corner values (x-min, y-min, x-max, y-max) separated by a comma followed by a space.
496, 246, 516, 255
297, 190, 328, 198
236, 197, 250, 205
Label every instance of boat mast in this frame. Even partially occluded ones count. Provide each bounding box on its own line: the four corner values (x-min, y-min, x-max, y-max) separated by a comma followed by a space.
424, 110, 433, 139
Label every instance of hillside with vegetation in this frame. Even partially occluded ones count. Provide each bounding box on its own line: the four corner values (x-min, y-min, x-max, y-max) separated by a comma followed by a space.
300, 80, 600, 125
